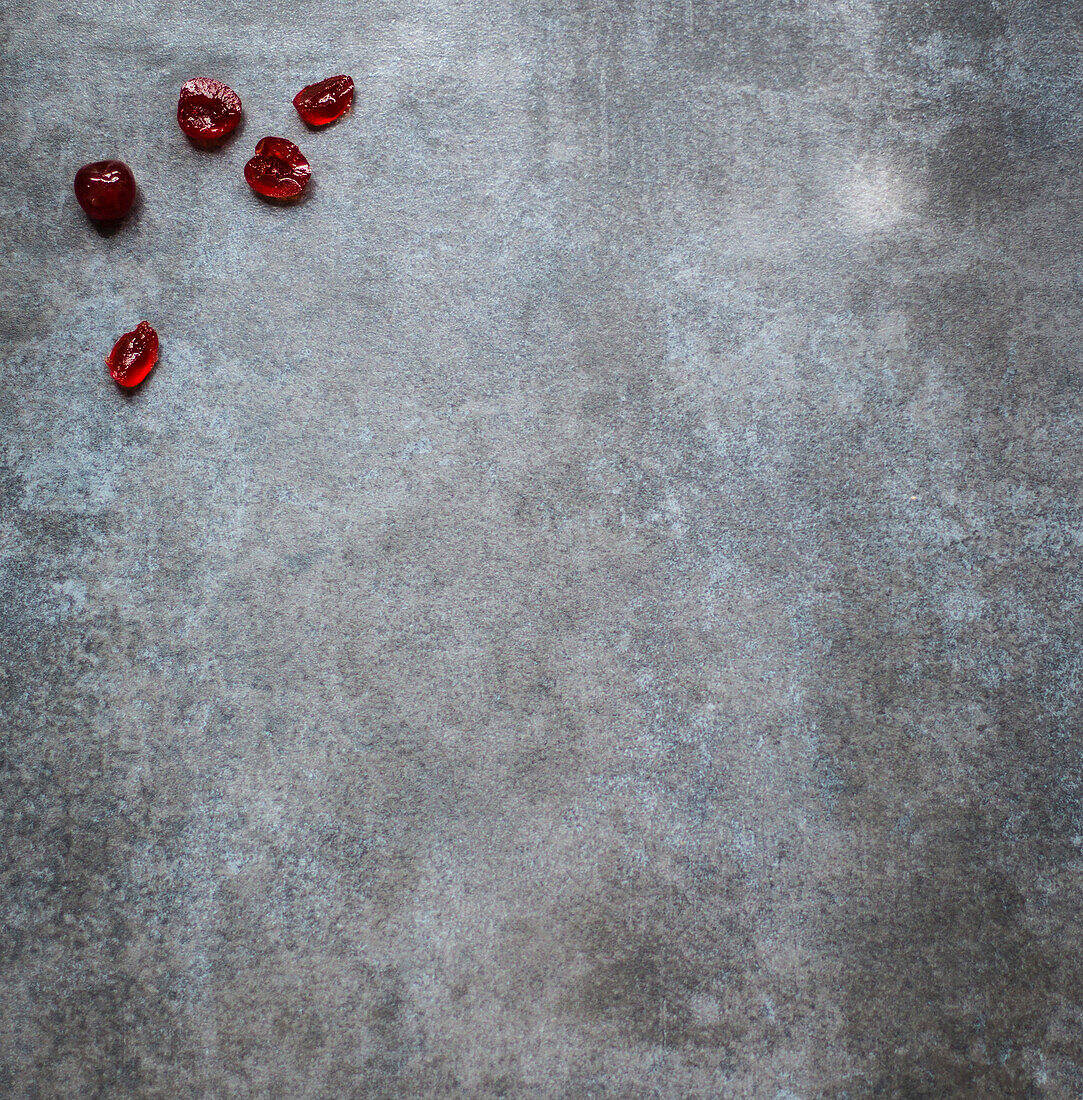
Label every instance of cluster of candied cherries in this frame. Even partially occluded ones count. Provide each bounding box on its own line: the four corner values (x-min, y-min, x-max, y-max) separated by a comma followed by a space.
74, 73, 355, 388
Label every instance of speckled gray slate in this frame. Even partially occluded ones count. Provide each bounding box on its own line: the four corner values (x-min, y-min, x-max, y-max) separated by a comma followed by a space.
2, 0, 1083, 1096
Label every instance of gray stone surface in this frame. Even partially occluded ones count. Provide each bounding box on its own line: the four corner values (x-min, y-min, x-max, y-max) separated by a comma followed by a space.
2, 0, 1082, 1095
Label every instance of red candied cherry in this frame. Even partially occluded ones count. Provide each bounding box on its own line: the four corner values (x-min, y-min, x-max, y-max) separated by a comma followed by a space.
244, 136, 311, 200
74, 160, 136, 221
293, 75, 354, 127
177, 77, 242, 143
106, 321, 159, 387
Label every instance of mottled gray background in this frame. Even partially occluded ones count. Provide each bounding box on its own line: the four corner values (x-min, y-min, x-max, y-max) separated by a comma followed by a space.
2, 0, 1082, 1096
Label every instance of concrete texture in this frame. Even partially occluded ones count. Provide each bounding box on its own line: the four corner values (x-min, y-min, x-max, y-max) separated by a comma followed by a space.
2, 0, 1082, 1096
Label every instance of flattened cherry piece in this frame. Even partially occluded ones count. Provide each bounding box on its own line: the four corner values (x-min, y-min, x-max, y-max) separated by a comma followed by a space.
244, 136, 311, 200
74, 160, 136, 221
293, 74, 354, 127
106, 321, 159, 388
178, 77, 242, 143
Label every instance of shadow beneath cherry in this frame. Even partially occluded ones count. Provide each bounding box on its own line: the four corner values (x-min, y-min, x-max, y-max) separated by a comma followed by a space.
109, 360, 159, 401
251, 175, 314, 207
90, 187, 143, 237
298, 107, 353, 133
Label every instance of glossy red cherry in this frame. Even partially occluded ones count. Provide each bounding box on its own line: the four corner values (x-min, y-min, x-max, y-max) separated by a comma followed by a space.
74, 160, 136, 221
244, 137, 311, 200
177, 77, 242, 143
293, 75, 354, 127
106, 321, 159, 387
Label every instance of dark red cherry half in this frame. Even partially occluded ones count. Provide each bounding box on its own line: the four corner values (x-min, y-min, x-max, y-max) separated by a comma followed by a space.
293, 75, 354, 127
106, 321, 159, 387
244, 137, 311, 200
74, 160, 136, 221
177, 77, 242, 143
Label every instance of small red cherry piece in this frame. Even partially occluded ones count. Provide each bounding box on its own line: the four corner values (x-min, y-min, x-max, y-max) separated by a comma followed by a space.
293, 75, 354, 127
244, 136, 312, 200
106, 321, 159, 387
74, 160, 136, 221
178, 77, 242, 143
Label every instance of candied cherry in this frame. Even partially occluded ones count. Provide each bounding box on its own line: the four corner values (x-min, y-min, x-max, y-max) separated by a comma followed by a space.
74, 160, 136, 221
293, 75, 354, 127
177, 77, 242, 143
244, 136, 311, 200
106, 321, 159, 387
